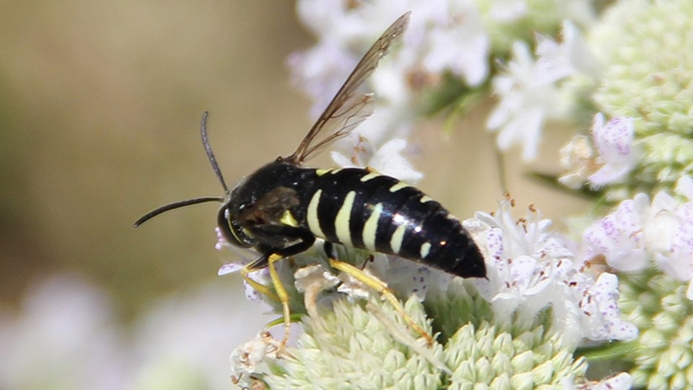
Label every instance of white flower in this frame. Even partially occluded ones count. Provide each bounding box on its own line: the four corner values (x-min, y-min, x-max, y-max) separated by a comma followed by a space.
469, 198, 636, 347
578, 273, 638, 341
584, 178, 693, 286
295, 0, 361, 40
294, 264, 340, 295
594, 372, 633, 390
418, 0, 489, 86
566, 372, 633, 390
676, 175, 693, 199
487, 22, 597, 161
366, 253, 453, 301
582, 179, 693, 299
582, 194, 650, 272
331, 137, 424, 183
335, 270, 374, 302
549, 21, 602, 80
228, 331, 280, 388
486, 41, 566, 160
0, 274, 130, 390
293, 264, 343, 318
215, 227, 272, 302
642, 191, 682, 254
643, 179, 693, 298
535, 25, 581, 82
215, 227, 254, 264
486, 0, 527, 22
287, 43, 358, 119
558, 114, 635, 189
559, 134, 596, 189
291, 0, 491, 151
588, 114, 636, 187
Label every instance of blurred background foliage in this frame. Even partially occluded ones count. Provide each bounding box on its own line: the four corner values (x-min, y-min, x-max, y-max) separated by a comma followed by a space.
0, 1, 315, 318
0, 1, 588, 387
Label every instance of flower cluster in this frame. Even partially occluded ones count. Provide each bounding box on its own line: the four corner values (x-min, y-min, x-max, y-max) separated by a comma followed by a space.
469, 198, 637, 348
288, 0, 583, 161
217, 0, 693, 388
583, 177, 693, 298
562, 0, 693, 198
264, 295, 592, 389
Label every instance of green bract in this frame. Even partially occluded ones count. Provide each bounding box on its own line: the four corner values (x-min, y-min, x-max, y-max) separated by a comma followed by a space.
591, 0, 693, 193
620, 270, 693, 389
263, 285, 588, 389
265, 296, 442, 390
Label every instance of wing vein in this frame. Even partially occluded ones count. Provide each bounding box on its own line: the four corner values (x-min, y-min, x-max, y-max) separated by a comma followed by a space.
287, 12, 410, 164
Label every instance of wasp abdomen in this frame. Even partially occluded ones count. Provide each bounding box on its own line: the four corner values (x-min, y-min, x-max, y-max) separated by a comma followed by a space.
302, 168, 485, 279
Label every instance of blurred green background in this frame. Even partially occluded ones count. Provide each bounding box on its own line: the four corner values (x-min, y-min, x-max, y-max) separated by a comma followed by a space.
0, 0, 587, 339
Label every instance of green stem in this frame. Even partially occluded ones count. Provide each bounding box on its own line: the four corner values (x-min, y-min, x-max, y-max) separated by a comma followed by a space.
576, 340, 639, 362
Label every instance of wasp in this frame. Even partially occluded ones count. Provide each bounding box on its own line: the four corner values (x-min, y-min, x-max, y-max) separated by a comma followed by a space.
136, 12, 486, 347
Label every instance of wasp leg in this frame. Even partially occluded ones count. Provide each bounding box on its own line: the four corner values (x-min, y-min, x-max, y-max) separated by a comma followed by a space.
238, 252, 293, 351
238, 251, 299, 351
323, 243, 435, 347
266, 253, 293, 349
238, 228, 316, 351
239, 255, 280, 302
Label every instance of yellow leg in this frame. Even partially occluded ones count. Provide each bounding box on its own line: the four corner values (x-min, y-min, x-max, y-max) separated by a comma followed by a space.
267, 254, 292, 348
328, 257, 434, 347
240, 255, 294, 354
240, 264, 280, 303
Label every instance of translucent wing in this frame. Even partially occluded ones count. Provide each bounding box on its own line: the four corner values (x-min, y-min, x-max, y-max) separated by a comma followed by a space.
287, 12, 410, 164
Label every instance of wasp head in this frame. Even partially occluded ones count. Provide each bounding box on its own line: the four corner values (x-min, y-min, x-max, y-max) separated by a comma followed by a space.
217, 194, 256, 249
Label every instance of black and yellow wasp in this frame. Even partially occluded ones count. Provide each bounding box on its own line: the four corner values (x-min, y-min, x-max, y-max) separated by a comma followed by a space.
136, 12, 486, 346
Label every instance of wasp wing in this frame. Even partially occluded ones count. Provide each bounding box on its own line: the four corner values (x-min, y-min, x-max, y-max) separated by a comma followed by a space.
287, 12, 410, 164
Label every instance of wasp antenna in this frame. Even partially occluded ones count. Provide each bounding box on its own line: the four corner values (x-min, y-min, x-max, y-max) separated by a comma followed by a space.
200, 111, 230, 194
134, 196, 224, 227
